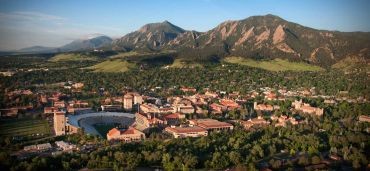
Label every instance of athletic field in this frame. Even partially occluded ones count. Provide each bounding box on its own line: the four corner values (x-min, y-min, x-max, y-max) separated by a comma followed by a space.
0, 118, 51, 138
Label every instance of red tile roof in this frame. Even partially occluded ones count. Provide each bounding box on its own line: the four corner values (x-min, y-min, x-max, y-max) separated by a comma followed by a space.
107, 128, 120, 137
164, 113, 180, 119
166, 126, 207, 133
107, 127, 138, 136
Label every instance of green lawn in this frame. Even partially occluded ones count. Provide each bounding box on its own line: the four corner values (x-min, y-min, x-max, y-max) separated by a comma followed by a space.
224, 57, 324, 72
93, 123, 118, 138
84, 59, 136, 72
49, 53, 98, 62
0, 118, 51, 137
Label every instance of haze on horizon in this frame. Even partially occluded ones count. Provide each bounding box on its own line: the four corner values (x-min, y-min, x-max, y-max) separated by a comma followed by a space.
0, 0, 369, 51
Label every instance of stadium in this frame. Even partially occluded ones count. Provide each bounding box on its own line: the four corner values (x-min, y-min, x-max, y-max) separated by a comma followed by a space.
67, 112, 135, 137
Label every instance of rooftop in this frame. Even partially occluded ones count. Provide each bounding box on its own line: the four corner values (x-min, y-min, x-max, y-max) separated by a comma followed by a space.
166, 126, 207, 133
190, 119, 233, 128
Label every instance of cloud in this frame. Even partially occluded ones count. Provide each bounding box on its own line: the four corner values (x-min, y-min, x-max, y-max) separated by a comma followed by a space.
0, 11, 125, 50
0, 11, 67, 22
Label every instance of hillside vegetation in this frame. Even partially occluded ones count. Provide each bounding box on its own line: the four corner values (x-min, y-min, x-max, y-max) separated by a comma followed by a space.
108, 51, 141, 59
168, 59, 203, 68
332, 56, 369, 73
49, 53, 98, 62
85, 59, 136, 72
224, 57, 324, 72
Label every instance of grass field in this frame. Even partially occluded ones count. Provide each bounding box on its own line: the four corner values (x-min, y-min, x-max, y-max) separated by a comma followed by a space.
0, 118, 51, 137
224, 57, 324, 72
85, 59, 136, 72
109, 51, 141, 59
93, 123, 117, 138
167, 59, 203, 68
49, 53, 98, 62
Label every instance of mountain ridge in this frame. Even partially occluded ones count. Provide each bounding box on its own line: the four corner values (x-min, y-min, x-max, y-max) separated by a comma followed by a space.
5, 14, 370, 68
8, 35, 113, 54
112, 20, 185, 51
108, 14, 369, 67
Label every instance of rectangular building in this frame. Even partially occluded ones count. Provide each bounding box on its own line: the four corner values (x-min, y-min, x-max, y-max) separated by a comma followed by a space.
165, 126, 208, 138
123, 94, 133, 111
54, 111, 66, 136
189, 119, 234, 132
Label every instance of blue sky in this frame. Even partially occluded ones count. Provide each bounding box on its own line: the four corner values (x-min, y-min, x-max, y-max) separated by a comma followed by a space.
0, 0, 369, 50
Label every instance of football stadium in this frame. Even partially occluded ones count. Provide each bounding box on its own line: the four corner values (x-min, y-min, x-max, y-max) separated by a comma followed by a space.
67, 112, 135, 137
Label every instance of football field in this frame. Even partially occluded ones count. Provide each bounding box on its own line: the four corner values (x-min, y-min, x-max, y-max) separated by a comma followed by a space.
0, 118, 51, 137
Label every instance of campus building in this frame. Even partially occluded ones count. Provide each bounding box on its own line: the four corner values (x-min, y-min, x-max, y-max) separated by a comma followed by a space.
189, 119, 234, 132
107, 127, 145, 142
165, 126, 208, 138
54, 111, 66, 136
292, 100, 324, 116
123, 94, 133, 111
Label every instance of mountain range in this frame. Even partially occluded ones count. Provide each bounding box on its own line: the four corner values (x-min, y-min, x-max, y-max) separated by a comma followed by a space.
14, 35, 113, 54
10, 14, 370, 67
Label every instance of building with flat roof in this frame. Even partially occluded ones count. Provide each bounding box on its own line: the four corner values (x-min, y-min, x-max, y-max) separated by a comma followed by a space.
123, 94, 133, 111
133, 94, 143, 105
23, 145, 37, 151
176, 105, 195, 114
165, 126, 208, 138
54, 111, 66, 136
107, 127, 145, 142
189, 119, 233, 132
36, 143, 52, 151
55, 141, 76, 151
101, 105, 122, 112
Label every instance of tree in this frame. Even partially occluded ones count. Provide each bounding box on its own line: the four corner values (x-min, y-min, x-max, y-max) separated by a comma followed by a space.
272, 160, 282, 169
182, 153, 198, 169
211, 152, 230, 169
298, 156, 309, 166
162, 153, 175, 171
229, 151, 241, 165
126, 152, 142, 169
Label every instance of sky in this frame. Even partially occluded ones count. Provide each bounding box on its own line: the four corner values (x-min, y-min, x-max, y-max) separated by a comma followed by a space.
0, 0, 369, 51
